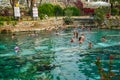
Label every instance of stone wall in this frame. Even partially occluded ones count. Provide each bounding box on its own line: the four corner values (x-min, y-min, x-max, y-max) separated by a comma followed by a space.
0, 17, 64, 33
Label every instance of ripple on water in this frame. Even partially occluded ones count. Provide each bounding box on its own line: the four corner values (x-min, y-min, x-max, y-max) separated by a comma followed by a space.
20, 49, 36, 55
0, 29, 120, 79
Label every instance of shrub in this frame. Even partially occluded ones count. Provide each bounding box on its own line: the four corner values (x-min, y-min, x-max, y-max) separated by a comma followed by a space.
94, 7, 106, 25
39, 13, 45, 20
63, 6, 80, 16
63, 16, 73, 25
0, 16, 14, 21
0, 21, 4, 26
38, 3, 54, 17
54, 5, 63, 16
111, 8, 119, 16
64, 9, 73, 17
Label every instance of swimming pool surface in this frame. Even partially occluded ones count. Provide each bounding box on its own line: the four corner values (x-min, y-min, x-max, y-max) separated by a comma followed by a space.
0, 28, 120, 80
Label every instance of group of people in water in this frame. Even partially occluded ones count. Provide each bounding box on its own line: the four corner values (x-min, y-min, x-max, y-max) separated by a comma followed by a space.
70, 31, 85, 43
70, 26, 106, 49
12, 24, 107, 54
70, 30, 89, 46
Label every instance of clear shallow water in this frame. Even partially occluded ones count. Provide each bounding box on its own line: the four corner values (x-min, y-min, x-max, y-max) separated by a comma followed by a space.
0, 28, 120, 80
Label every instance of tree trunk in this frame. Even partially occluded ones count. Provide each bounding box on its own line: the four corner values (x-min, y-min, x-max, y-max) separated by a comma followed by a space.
26, 0, 31, 8
10, 0, 15, 18
39, 0, 42, 5
30, 0, 36, 18
10, 0, 19, 19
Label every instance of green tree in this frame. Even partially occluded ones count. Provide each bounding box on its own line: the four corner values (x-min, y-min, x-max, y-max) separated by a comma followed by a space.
39, 0, 43, 5
38, 3, 54, 17
110, 0, 120, 15
63, 6, 80, 16
63, 7, 78, 25
94, 7, 106, 27
54, 5, 63, 19
111, 8, 119, 15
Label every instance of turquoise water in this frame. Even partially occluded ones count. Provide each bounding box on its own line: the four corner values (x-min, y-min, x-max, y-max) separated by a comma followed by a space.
0, 28, 120, 80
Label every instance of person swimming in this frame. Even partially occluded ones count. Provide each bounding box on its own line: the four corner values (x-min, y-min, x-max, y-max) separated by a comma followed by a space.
12, 34, 16, 39
55, 29, 60, 35
81, 24, 85, 31
14, 45, 19, 53
70, 37, 74, 43
101, 36, 106, 42
88, 42, 92, 49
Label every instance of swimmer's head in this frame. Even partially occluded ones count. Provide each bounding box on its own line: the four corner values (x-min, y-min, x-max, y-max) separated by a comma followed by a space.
81, 33, 84, 35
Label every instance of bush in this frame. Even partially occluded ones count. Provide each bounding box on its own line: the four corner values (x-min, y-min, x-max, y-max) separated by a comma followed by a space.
63, 16, 73, 25
54, 5, 63, 16
64, 9, 73, 17
63, 6, 80, 16
0, 21, 4, 26
38, 3, 63, 18
0, 16, 14, 21
39, 13, 45, 20
111, 8, 119, 15
94, 7, 106, 24
38, 3, 54, 17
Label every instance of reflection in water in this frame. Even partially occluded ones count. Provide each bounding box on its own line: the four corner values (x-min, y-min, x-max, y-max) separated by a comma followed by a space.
0, 29, 120, 79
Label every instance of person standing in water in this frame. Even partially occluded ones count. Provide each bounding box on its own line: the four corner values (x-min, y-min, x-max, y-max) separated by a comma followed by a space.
78, 37, 82, 44
73, 30, 79, 38
81, 33, 85, 41
78, 33, 85, 44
